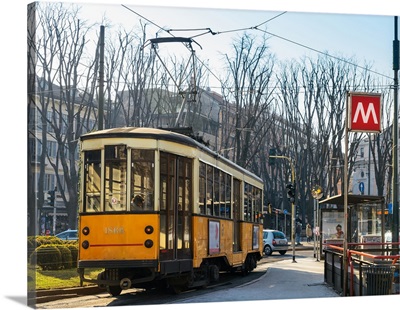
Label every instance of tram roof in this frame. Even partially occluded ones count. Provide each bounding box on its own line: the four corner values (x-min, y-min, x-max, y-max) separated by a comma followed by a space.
319, 194, 385, 206
81, 126, 196, 144
80, 127, 263, 183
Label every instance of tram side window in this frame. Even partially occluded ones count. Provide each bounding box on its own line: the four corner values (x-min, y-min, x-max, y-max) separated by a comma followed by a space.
213, 168, 220, 216
130, 149, 154, 211
220, 172, 232, 218
253, 187, 262, 223
198, 162, 232, 218
206, 165, 213, 215
244, 183, 263, 223
83, 150, 101, 212
104, 145, 127, 212
199, 162, 206, 214
244, 183, 252, 221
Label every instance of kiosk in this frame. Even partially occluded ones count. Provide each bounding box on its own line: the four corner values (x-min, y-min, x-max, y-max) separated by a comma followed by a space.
318, 194, 385, 258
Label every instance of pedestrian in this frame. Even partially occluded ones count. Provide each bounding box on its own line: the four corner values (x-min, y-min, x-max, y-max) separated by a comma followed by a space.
335, 224, 344, 239
295, 222, 302, 245
306, 223, 312, 242
131, 194, 144, 210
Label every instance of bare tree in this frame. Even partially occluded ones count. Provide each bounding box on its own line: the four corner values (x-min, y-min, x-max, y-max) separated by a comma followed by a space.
369, 88, 393, 198
222, 33, 276, 169
28, 2, 98, 232
275, 54, 380, 224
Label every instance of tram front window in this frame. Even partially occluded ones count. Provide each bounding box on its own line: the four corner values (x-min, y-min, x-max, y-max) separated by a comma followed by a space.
83, 150, 101, 212
130, 149, 154, 211
105, 145, 127, 211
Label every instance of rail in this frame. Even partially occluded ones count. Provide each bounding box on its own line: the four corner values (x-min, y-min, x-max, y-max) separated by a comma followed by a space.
323, 242, 400, 296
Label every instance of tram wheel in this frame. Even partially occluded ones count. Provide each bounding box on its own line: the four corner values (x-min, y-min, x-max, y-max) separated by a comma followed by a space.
170, 285, 183, 294
97, 271, 106, 288
107, 285, 122, 297
209, 265, 220, 282
241, 261, 250, 276
249, 255, 257, 270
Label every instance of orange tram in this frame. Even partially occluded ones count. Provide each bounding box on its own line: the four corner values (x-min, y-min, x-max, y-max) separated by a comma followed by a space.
77, 127, 264, 296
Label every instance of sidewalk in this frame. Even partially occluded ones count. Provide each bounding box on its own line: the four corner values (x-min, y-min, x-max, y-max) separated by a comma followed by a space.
174, 255, 339, 304
288, 241, 315, 250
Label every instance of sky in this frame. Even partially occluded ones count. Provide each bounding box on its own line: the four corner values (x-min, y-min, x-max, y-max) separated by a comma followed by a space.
1, 1, 400, 310
36, 1, 397, 91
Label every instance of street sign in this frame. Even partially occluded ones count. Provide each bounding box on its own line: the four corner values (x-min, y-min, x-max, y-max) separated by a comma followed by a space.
348, 92, 381, 133
388, 203, 393, 214
359, 182, 364, 194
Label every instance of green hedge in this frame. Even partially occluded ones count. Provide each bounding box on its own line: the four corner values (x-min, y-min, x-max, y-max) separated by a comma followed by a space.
66, 243, 78, 268
31, 245, 62, 270
28, 236, 78, 270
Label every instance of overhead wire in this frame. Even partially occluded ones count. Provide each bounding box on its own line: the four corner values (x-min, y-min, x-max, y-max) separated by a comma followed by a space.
120, 6, 290, 95
253, 28, 392, 80
121, 4, 168, 34
120, 5, 393, 91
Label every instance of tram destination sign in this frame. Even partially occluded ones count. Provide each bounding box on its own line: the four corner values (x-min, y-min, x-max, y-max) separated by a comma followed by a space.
348, 92, 381, 133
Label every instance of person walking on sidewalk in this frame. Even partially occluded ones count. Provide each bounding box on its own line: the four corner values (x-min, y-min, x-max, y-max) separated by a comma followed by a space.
306, 223, 312, 242
295, 222, 302, 245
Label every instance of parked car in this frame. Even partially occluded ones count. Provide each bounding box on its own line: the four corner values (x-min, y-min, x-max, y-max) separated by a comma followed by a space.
263, 229, 288, 256
55, 229, 78, 241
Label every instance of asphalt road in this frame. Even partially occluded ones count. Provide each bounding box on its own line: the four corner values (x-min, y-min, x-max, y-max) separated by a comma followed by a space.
34, 249, 318, 309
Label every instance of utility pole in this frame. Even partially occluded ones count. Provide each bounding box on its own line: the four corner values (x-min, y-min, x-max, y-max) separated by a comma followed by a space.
98, 25, 105, 130
392, 16, 399, 249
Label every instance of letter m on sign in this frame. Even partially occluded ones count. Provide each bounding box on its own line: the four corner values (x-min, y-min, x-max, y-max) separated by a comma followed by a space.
348, 93, 381, 133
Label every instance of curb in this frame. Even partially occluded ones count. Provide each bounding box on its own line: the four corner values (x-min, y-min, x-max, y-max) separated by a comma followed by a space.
30, 286, 106, 304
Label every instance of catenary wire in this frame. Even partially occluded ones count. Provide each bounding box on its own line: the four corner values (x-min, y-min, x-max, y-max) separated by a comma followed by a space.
121, 5, 393, 84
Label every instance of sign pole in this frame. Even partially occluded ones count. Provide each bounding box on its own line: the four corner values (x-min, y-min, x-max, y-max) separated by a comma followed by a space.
311, 185, 323, 261
343, 93, 349, 296
392, 16, 399, 252
346, 91, 381, 296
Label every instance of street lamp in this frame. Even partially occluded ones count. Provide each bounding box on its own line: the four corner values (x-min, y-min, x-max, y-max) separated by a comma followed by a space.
218, 147, 235, 155
311, 185, 324, 261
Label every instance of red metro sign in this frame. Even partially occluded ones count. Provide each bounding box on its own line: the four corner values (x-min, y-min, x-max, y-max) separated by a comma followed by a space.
348, 93, 381, 133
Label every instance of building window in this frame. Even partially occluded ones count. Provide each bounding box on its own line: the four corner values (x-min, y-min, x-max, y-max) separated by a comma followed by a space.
47, 141, 57, 158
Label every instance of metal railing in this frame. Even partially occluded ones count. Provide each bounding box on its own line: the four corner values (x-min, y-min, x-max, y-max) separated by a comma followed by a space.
324, 242, 399, 296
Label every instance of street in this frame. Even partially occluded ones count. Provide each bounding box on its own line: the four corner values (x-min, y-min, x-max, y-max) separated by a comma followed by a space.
35, 250, 335, 309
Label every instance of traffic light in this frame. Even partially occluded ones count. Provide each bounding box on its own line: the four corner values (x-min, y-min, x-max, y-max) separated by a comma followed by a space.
47, 190, 55, 206
268, 148, 276, 166
286, 183, 296, 203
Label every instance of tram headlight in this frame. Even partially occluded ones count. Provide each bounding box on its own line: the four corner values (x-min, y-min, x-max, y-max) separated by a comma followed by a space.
144, 239, 153, 248
82, 226, 90, 235
144, 225, 154, 234
82, 240, 90, 249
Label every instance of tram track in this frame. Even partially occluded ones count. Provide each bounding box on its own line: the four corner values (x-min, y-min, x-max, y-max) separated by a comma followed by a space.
31, 271, 243, 306
32, 250, 314, 307
29, 286, 106, 304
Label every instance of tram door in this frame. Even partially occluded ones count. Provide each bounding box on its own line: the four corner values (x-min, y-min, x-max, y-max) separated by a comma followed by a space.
159, 152, 192, 263
232, 178, 242, 252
